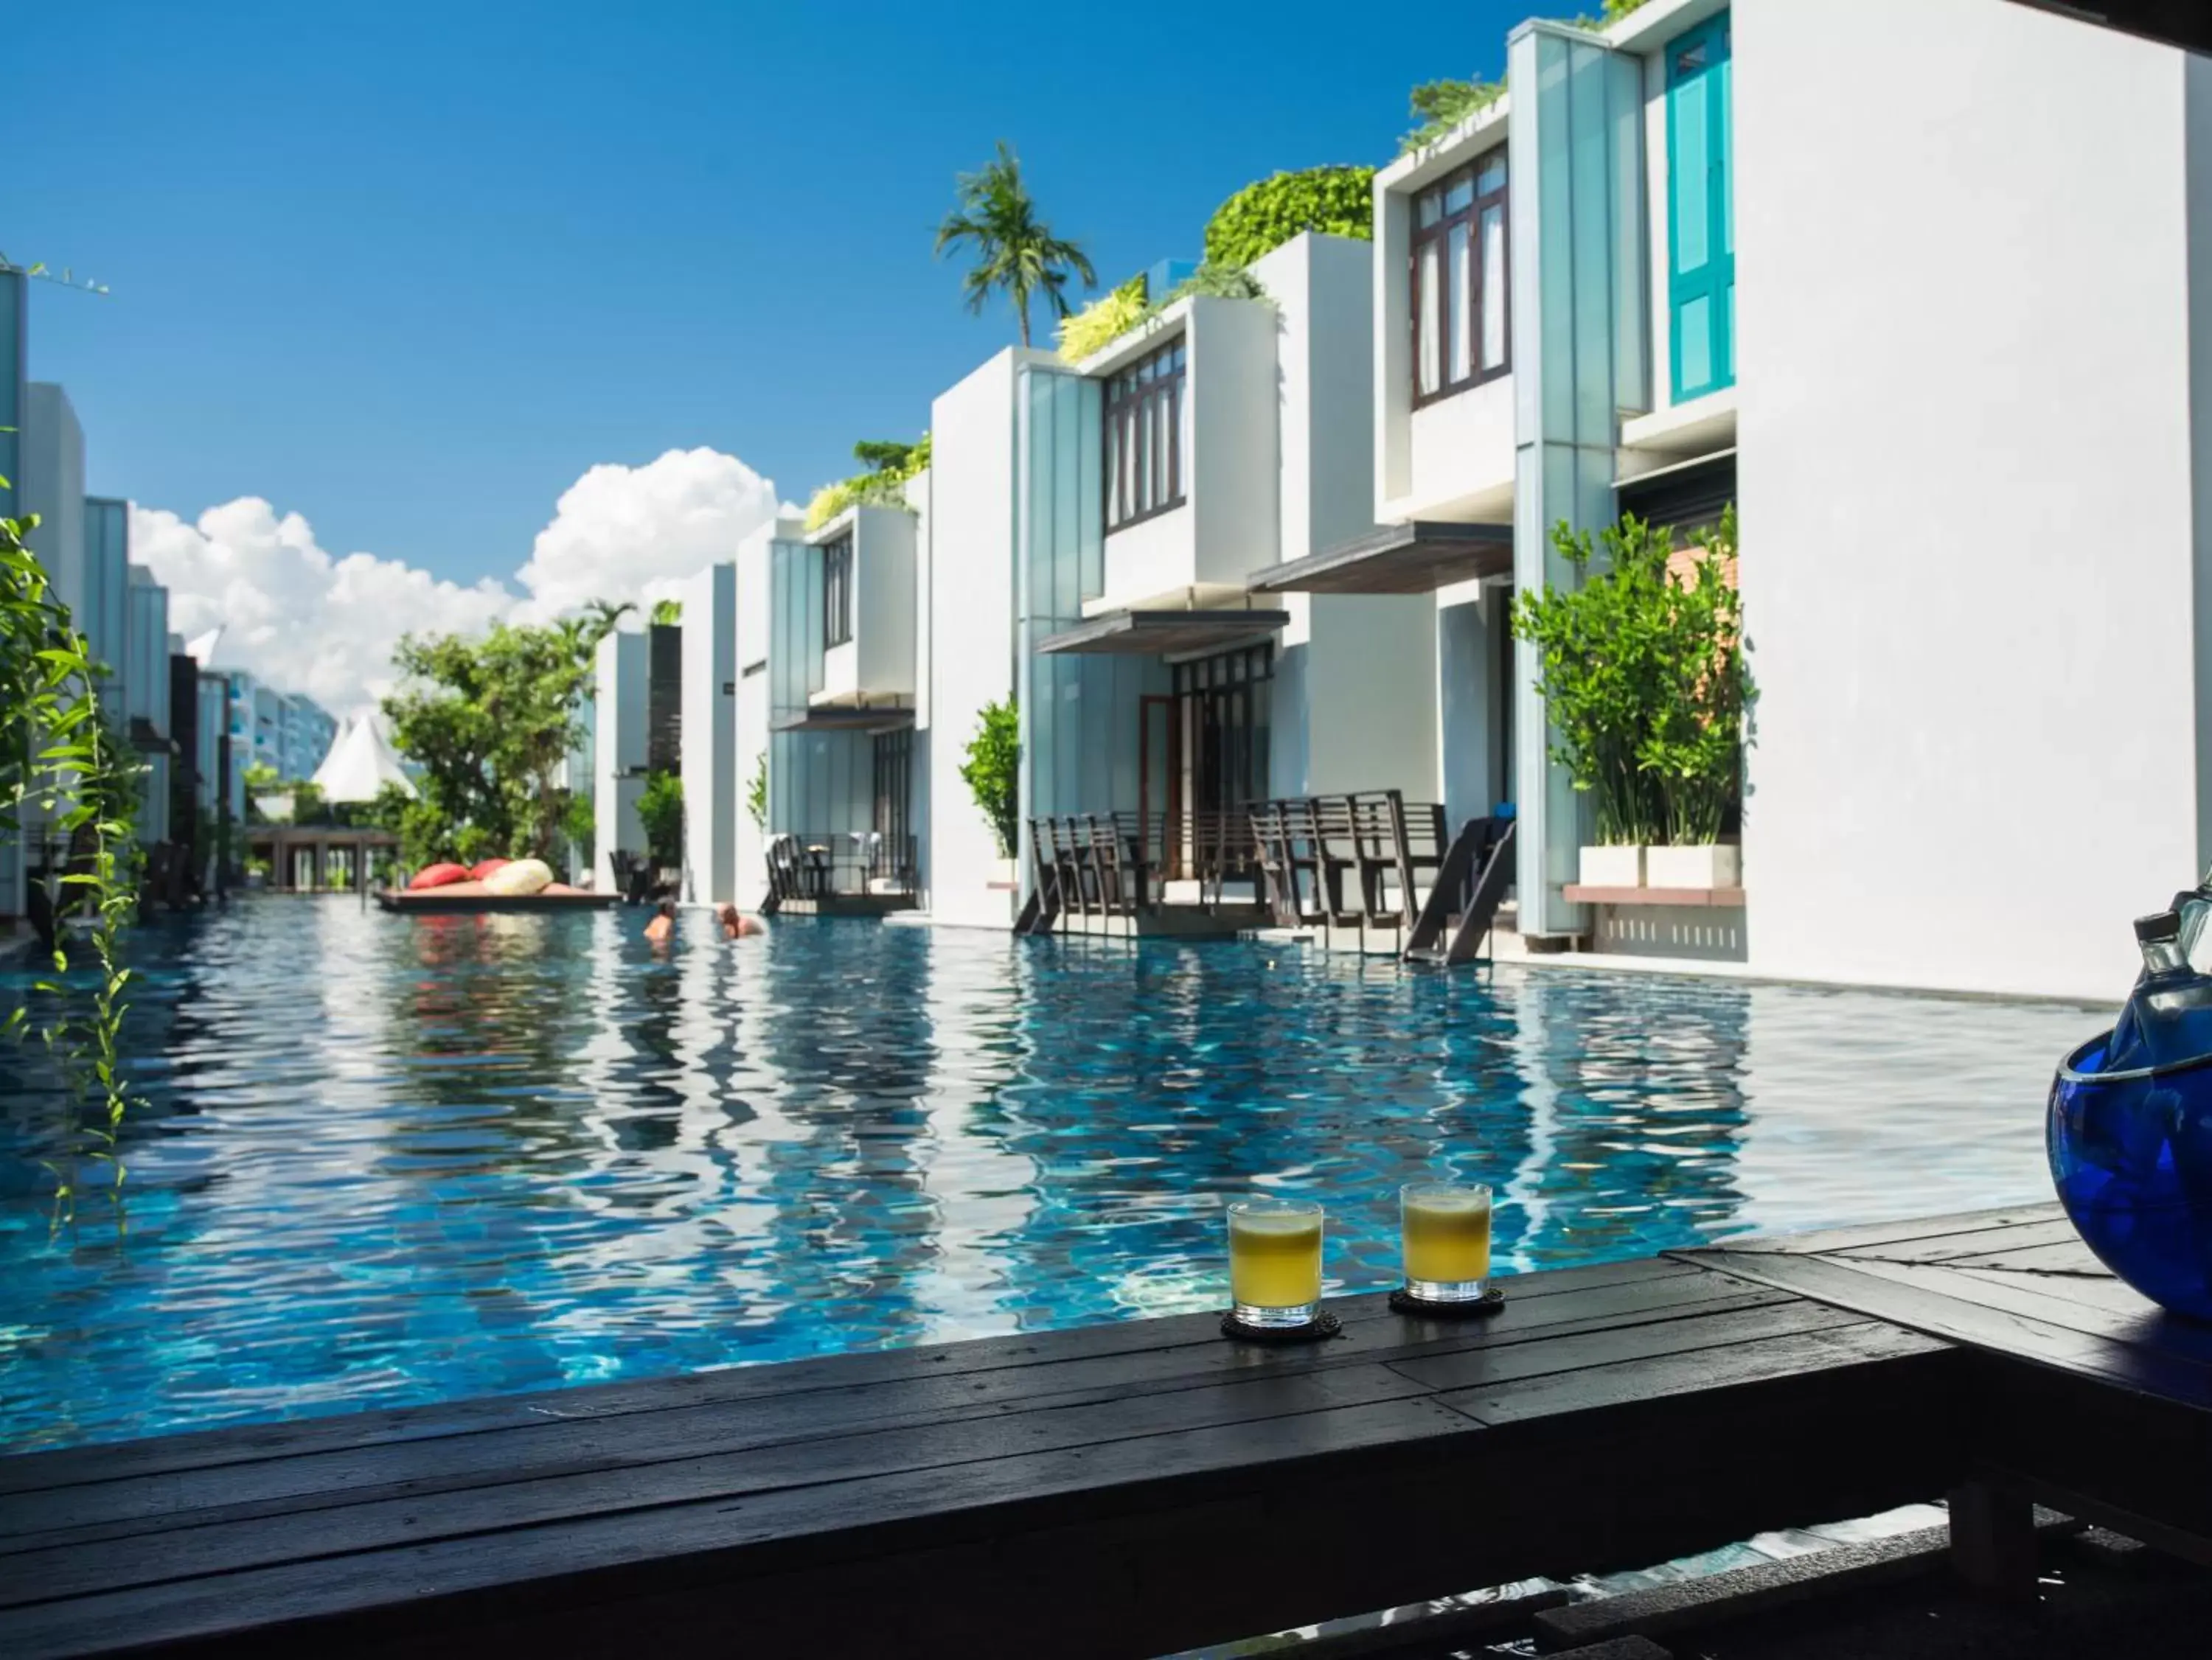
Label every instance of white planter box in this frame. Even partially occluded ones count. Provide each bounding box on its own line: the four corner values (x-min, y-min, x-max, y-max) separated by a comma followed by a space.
1578, 845, 1645, 888
1646, 843, 1741, 890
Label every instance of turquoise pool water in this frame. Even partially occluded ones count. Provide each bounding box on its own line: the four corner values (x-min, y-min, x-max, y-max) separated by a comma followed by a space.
0, 902, 2104, 1451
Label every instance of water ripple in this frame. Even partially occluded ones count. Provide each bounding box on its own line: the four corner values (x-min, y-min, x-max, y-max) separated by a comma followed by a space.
0, 900, 2105, 1450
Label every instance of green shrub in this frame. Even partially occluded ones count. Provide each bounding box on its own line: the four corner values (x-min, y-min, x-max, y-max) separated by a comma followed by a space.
1511, 507, 1752, 847
744, 751, 768, 832
958, 697, 1020, 859
804, 433, 931, 531
650, 598, 681, 627
1057, 275, 1151, 363
637, 769, 684, 866
1203, 166, 1377, 268
1401, 78, 1506, 155
1057, 264, 1267, 364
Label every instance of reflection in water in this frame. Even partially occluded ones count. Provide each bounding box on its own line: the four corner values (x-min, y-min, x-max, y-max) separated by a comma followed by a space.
0, 903, 2104, 1448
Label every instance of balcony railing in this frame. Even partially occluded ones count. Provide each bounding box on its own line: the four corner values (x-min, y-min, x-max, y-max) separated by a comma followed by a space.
765, 831, 916, 902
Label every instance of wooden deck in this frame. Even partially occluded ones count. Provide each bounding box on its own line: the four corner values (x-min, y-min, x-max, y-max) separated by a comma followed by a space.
1, 1204, 2205, 1657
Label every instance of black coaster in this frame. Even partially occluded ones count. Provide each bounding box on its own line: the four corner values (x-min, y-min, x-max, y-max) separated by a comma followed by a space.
1389, 1286, 1506, 1319
1220, 1308, 1344, 1345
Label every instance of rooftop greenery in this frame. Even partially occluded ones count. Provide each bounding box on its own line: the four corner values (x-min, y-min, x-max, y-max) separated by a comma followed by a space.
1203, 165, 1377, 268
1399, 0, 1653, 154
804, 433, 932, 532
1055, 262, 1268, 363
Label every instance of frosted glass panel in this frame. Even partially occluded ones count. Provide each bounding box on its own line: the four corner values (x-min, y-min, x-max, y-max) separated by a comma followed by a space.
1679, 296, 1711, 392
1673, 86, 1708, 276
1481, 206, 1506, 371
1448, 223, 1472, 384
1417, 243, 1441, 395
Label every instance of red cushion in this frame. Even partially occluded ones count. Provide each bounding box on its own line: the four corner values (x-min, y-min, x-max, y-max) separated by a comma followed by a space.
408, 862, 469, 890
467, 858, 510, 882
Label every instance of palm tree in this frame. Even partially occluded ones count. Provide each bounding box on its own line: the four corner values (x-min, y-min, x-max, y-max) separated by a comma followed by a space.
934, 141, 1097, 348
575, 599, 634, 651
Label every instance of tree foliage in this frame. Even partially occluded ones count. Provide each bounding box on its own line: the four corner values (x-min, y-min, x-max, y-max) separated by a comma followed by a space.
935, 141, 1096, 349
1401, 77, 1506, 154
1, 503, 147, 1216
1512, 508, 1753, 847
805, 432, 932, 531
1203, 166, 1377, 267
959, 697, 1020, 859
650, 598, 682, 627
380, 615, 608, 868
637, 769, 684, 867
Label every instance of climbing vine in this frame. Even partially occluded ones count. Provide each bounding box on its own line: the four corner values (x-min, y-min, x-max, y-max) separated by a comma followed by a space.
1, 503, 147, 1221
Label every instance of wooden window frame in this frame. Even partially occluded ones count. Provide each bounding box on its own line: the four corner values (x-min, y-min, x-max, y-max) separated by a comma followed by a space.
821, 533, 854, 650
1104, 335, 1188, 534
1409, 147, 1511, 409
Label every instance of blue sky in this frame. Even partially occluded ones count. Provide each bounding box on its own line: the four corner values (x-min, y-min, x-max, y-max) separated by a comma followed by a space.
14, 0, 1520, 595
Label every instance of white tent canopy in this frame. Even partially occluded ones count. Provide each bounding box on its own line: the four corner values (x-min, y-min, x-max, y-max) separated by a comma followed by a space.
311, 714, 417, 805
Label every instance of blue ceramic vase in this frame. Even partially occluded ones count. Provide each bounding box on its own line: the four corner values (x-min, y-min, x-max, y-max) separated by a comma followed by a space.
2048, 1031, 2212, 1319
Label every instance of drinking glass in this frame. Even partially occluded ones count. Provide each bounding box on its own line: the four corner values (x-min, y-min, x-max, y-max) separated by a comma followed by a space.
1400, 1181, 1492, 1303
1227, 1197, 1324, 1328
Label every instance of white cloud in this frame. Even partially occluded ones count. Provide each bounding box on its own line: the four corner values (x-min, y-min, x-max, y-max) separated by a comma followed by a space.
131, 499, 513, 717
510, 447, 782, 624
130, 446, 784, 716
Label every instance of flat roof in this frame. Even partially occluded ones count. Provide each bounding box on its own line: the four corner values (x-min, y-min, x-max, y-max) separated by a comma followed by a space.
1247, 522, 1514, 596
1035, 608, 1291, 657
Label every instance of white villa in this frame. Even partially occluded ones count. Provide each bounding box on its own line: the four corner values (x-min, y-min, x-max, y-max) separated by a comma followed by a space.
592, 0, 2212, 1005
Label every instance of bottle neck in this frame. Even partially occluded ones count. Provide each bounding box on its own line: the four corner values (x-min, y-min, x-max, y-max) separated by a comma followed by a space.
2143, 938, 2189, 977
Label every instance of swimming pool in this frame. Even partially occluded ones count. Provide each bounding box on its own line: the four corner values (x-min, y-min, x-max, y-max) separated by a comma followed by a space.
0, 902, 2105, 1451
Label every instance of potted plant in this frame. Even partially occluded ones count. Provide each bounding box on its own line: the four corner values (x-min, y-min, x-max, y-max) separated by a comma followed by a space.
1514, 509, 1753, 893
959, 697, 1020, 885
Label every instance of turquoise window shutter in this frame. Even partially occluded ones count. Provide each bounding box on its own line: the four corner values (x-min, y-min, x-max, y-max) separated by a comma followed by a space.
1666, 10, 1734, 402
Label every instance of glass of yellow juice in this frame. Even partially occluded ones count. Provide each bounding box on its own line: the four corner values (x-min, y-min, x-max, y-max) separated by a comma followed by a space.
1227, 1197, 1324, 1328
1400, 1181, 1492, 1302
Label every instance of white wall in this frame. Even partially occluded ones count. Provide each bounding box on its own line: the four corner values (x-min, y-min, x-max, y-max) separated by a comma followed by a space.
1736, 0, 2209, 1000
677, 562, 737, 905
928, 349, 1046, 925
857, 506, 917, 697
1089, 296, 1279, 611
1190, 296, 1280, 589
1408, 380, 1516, 520
592, 628, 648, 891
734, 520, 782, 907
1254, 232, 1439, 801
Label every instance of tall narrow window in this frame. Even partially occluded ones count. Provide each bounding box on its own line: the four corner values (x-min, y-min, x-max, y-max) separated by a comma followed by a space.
1667, 10, 1733, 401
1411, 146, 1509, 405
821, 532, 853, 649
1104, 336, 1187, 531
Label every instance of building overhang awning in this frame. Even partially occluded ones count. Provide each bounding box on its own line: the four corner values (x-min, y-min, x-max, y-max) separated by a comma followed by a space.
770, 705, 915, 734
1034, 608, 1291, 658
1246, 522, 1514, 596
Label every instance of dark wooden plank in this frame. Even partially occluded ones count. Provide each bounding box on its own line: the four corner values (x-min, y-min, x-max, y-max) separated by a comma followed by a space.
1, 1275, 1795, 1552
1714, 1204, 2065, 1259
0, 1255, 1706, 1498
1944, 1238, 2111, 1274
1690, 1248, 2212, 1409
0, 1328, 1964, 1660
1818, 1256, 2212, 1367
1970, 1348, 2212, 1569
1387, 1298, 1867, 1393
1439, 1321, 1949, 1425
0, 1397, 1480, 1658
1837, 1216, 2090, 1264
0, 1364, 1451, 1609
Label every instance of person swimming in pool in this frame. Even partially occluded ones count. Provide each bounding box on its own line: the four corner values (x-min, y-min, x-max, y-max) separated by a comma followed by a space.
717, 904, 763, 939
643, 899, 676, 944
